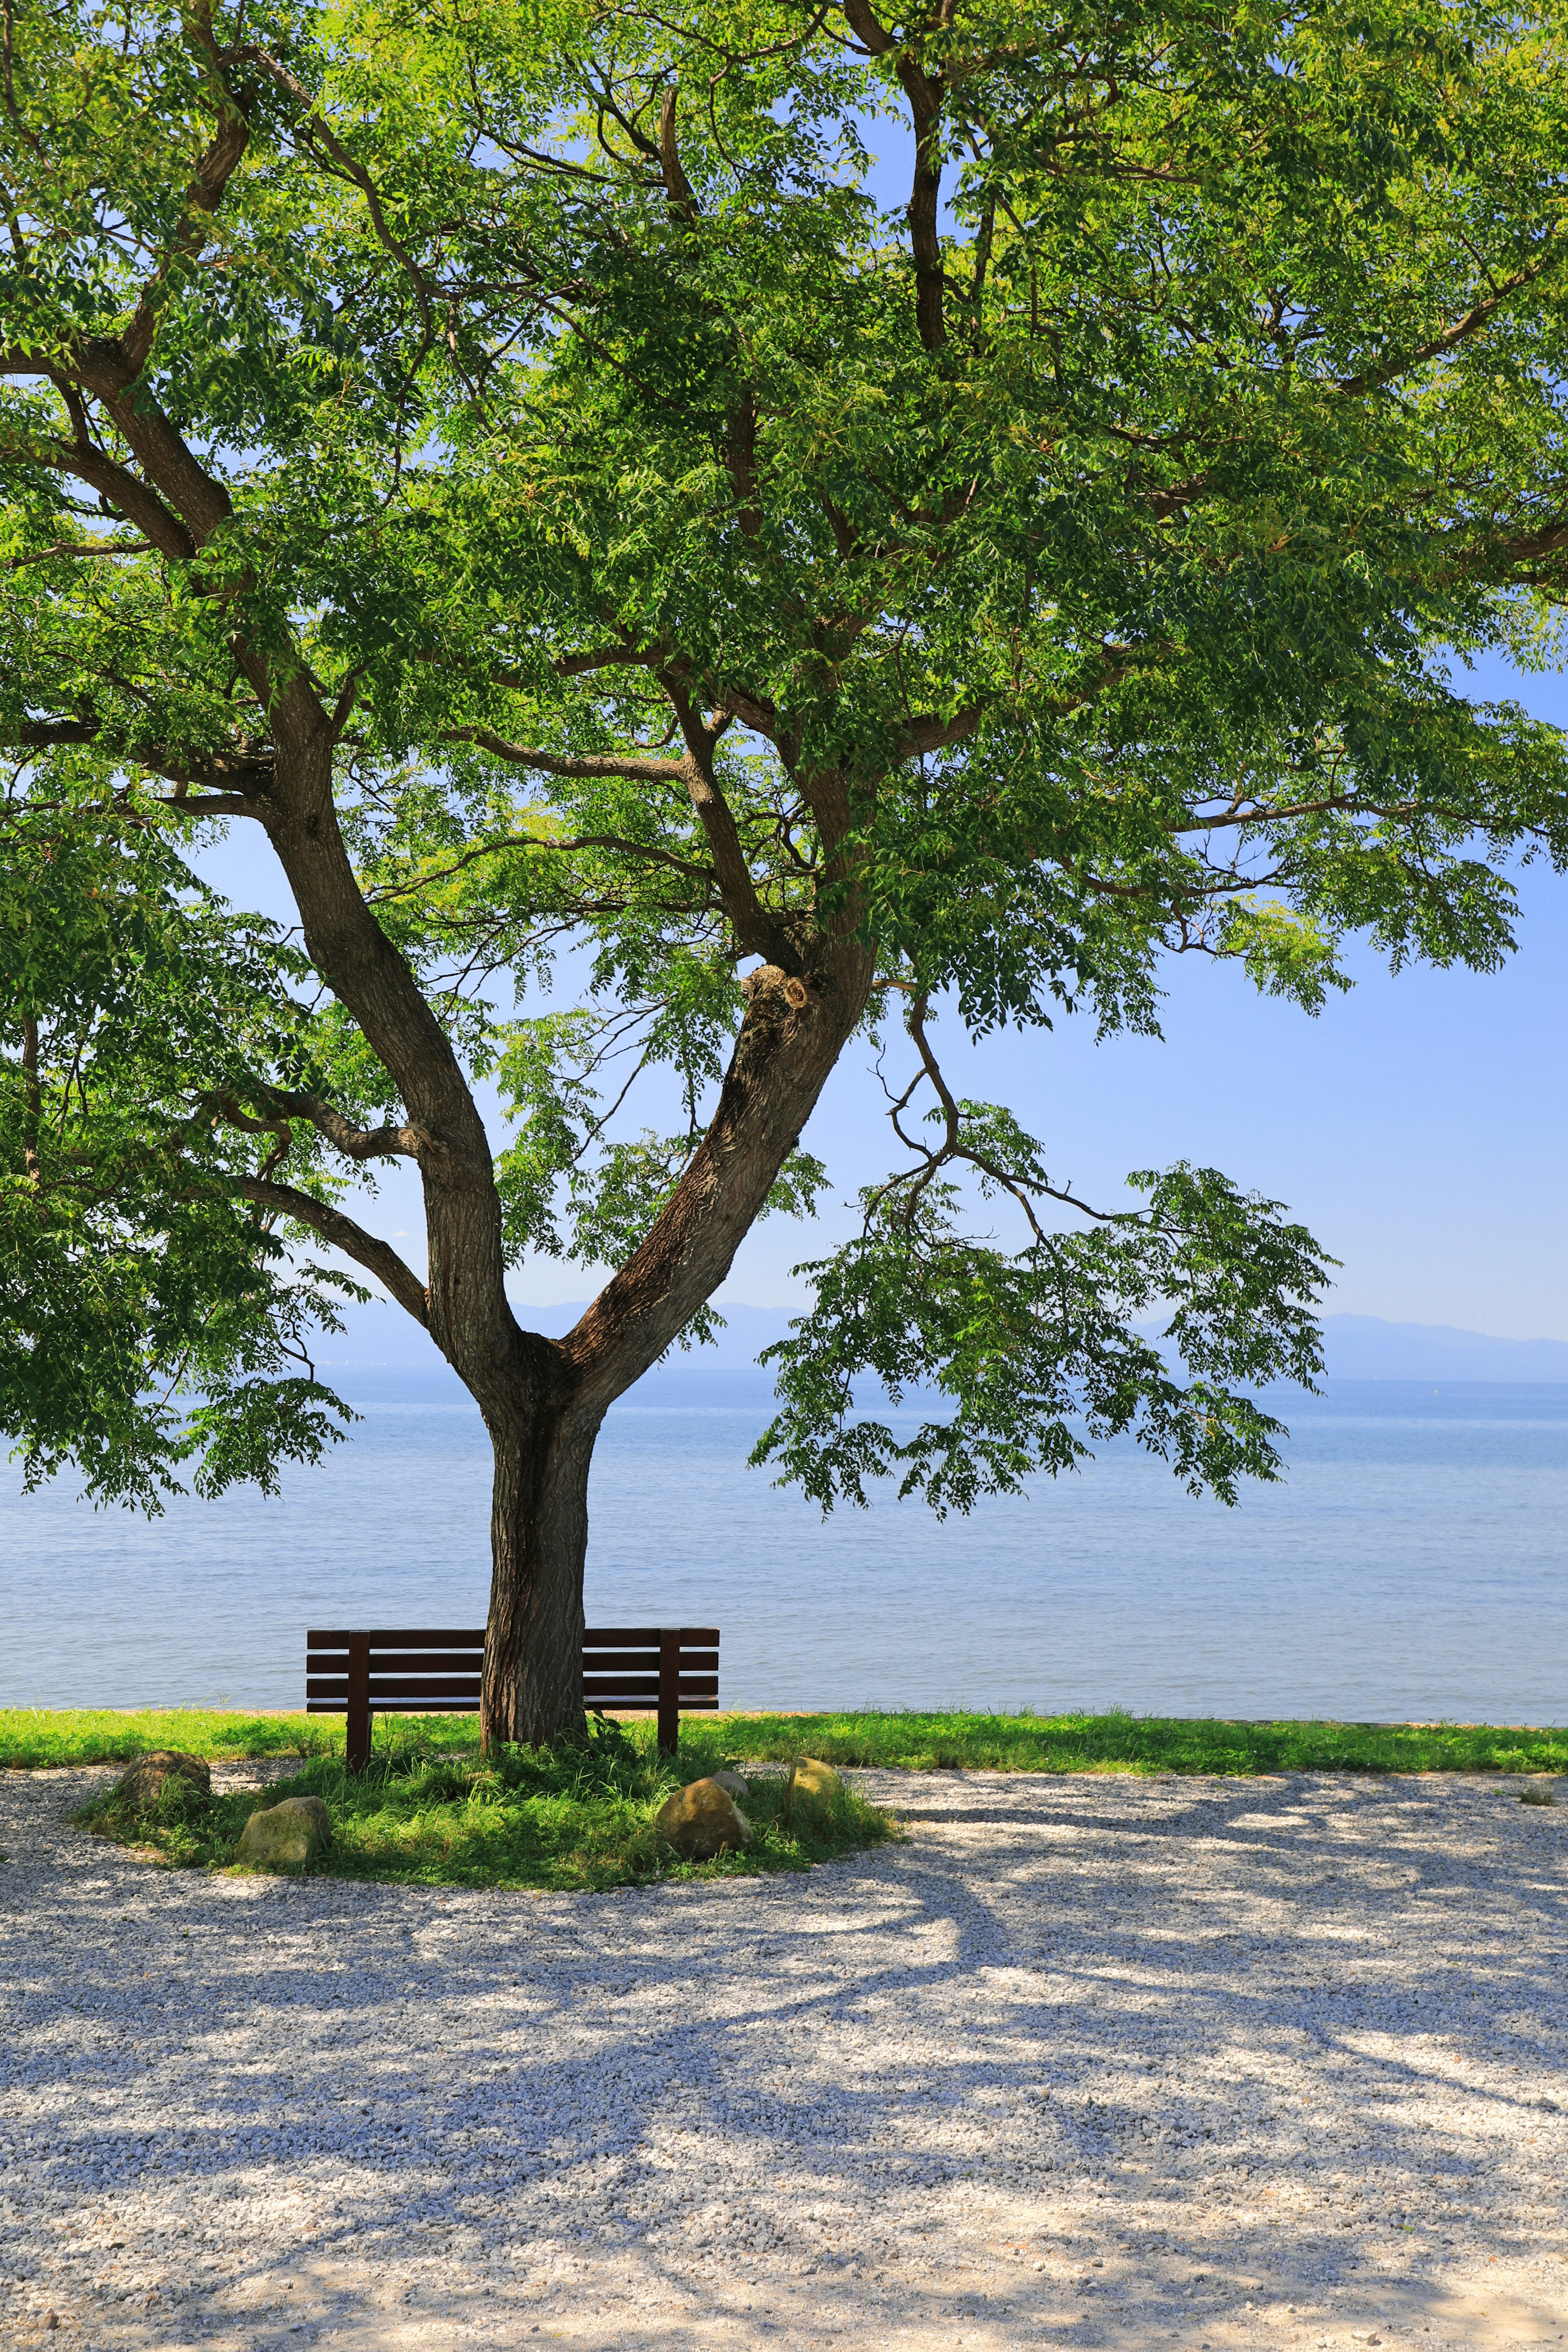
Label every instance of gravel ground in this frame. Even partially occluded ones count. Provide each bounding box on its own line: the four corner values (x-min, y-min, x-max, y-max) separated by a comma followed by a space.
1, 1764, 1564, 2352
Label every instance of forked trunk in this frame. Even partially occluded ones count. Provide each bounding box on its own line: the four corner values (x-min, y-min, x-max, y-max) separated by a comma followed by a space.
475, 952, 875, 1745
480, 1395, 603, 1749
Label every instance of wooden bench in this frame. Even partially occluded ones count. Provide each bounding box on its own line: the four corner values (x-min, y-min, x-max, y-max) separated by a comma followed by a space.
305, 1625, 719, 1768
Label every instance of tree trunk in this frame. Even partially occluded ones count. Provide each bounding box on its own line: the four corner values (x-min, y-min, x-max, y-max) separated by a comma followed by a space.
480, 1391, 604, 1747
478, 948, 876, 1750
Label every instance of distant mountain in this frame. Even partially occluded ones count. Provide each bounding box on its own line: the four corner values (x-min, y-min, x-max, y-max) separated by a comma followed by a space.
313, 1296, 1568, 1387
312, 1295, 795, 1376
1319, 1314, 1568, 1382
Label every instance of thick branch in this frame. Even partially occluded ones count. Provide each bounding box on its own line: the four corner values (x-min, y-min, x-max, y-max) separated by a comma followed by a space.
555, 642, 664, 677
657, 87, 700, 224
7, 719, 103, 749
236, 1177, 430, 1327
897, 704, 983, 756
67, 353, 234, 542
564, 939, 876, 1407
121, 107, 252, 377
659, 677, 798, 964
11, 433, 197, 562
843, 0, 947, 350
264, 1091, 424, 1162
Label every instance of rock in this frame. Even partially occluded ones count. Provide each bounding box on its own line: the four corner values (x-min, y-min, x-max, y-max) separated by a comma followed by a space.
235, 1796, 331, 1872
111, 1751, 211, 1812
786, 1756, 842, 1820
710, 1770, 751, 1802
656, 1778, 753, 1860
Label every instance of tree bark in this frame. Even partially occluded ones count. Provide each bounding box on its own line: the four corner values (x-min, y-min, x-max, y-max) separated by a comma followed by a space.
481, 1385, 602, 1748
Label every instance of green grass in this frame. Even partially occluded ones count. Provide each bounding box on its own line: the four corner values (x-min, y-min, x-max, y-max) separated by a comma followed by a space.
7, 1703, 1566, 1780
68, 1719, 898, 1892
0, 1707, 350, 1769
699, 1710, 1568, 1776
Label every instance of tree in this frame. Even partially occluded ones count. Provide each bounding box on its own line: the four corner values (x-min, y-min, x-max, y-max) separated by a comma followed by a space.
4, 0, 1568, 1744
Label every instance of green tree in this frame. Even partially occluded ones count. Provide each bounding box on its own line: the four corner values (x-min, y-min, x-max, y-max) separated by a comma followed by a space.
5, 0, 1568, 1743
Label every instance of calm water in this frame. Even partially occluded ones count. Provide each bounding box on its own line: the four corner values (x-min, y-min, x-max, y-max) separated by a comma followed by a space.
3, 1377, 1566, 1722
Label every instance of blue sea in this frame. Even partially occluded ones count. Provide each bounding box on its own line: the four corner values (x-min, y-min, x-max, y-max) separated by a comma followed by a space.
2, 1376, 1566, 1723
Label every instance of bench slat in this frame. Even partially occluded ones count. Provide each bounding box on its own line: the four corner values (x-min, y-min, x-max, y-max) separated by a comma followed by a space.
582, 1626, 719, 1646
310, 1694, 723, 1716
357, 1651, 484, 1675
368, 1679, 484, 1701
371, 1700, 485, 1714
307, 1627, 487, 1650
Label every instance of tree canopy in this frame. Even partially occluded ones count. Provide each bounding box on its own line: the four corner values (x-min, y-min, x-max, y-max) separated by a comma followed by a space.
4, 0, 1568, 1736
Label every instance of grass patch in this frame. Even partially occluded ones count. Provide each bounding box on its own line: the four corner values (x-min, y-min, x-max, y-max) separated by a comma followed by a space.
0, 1707, 350, 1770
69, 1719, 898, 1892
691, 1710, 1568, 1776
11, 1704, 1566, 1781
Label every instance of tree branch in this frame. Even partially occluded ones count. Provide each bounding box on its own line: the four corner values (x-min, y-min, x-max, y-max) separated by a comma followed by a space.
658, 87, 700, 224
364, 831, 717, 901
236, 1177, 430, 1326
897, 704, 983, 756
267, 1092, 424, 1162
555, 642, 664, 677
1337, 243, 1565, 397
439, 727, 688, 783
242, 47, 436, 356
5, 432, 198, 562
843, 0, 947, 350
659, 676, 799, 964
120, 107, 252, 377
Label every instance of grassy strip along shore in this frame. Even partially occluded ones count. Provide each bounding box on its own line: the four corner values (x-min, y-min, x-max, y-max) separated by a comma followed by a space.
5, 1705, 1565, 1777
13, 1707, 1559, 1893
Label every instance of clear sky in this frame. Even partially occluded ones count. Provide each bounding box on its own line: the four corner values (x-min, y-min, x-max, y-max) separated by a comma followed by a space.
188, 640, 1568, 1341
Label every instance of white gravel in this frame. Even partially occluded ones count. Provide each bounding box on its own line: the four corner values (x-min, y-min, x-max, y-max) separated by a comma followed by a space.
1, 1763, 1564, 2352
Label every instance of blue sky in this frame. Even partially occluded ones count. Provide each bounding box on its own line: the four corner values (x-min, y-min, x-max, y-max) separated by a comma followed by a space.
189, 638, 1568, 1340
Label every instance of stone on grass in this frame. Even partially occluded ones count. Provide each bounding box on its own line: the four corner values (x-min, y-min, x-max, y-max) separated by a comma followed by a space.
656, 1778, 753, 1860
235, 1796, 331, 1872
786, 1756, 842, 1821
710, 1770, 751, 1802
112, 1752, 211, 1812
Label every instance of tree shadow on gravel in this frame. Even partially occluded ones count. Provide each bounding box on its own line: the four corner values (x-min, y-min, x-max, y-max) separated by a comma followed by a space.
4, 1767, 1563, 2345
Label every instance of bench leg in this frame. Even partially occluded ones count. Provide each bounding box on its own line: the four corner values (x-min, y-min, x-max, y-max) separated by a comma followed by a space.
657, 1630, 681, 1759
347, 1633, 372, 1772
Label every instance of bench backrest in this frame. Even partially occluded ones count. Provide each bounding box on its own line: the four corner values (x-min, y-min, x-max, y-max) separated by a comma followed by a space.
306, 1624, 719, 1763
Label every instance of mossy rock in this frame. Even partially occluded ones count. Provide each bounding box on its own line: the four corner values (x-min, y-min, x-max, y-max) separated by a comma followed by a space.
111, 1751, 211, 1814
235, 1795, 331, 1872
786, 1756, 842, 1822
656, 1777, 752, 1860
